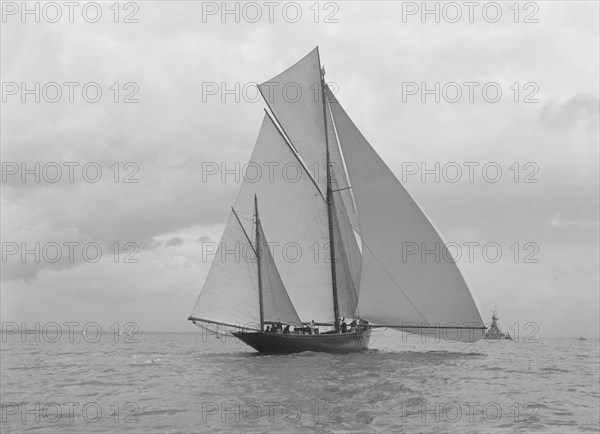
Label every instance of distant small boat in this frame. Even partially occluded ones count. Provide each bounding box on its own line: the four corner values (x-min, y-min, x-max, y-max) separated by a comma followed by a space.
578, 336, 586, 341
483, 307, 512, 340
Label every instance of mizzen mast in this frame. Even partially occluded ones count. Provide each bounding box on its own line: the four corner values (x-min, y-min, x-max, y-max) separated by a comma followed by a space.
320, 58, 341, 333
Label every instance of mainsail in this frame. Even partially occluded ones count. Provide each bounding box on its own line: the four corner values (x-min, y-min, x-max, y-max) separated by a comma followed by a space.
232, 114, 334, 323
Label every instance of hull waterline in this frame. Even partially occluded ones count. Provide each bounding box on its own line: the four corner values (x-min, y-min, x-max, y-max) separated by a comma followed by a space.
232, 329, 371, 354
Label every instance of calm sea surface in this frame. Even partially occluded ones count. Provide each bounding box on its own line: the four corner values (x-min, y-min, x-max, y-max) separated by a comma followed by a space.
1, 330, 598, 433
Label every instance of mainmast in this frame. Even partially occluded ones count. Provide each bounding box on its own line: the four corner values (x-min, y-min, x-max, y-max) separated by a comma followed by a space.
255, 194, 265, 330
320, 59, 341, 333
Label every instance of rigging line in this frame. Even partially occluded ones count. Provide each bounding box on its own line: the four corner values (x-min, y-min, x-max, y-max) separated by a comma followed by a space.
232, 207, 257, 256
369, 327, 388, 346
359, 238, 430, 325
188, 316, 261, 332
233, 210, 254, 225
368, 325, 486, 330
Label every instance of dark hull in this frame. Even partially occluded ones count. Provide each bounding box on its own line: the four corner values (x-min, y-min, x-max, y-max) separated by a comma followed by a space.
232, 329, 371, 354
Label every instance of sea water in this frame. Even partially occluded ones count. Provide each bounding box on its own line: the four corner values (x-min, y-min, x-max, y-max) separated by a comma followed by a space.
1, 330, 598, 433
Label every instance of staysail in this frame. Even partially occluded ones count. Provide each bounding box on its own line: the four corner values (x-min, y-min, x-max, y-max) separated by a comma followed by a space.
327, 91, 485, 342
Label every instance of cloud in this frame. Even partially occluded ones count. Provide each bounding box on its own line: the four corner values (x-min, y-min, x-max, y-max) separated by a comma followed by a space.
540, 94, 600, 133
550, 212, 598, 228
164, 237, 184, 247
1, 1, 598, 336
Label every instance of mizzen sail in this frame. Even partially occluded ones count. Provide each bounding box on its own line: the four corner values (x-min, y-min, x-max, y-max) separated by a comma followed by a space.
190, 211, 260, 329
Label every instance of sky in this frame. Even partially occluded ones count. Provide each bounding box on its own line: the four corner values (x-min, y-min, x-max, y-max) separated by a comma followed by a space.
1, 1, 598, 338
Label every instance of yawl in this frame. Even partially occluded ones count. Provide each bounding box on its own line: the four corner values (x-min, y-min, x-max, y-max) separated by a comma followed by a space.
188, 48, 486, 353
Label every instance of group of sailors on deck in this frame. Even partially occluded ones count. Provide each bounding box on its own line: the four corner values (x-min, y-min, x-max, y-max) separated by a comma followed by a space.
264, 319, 366, 335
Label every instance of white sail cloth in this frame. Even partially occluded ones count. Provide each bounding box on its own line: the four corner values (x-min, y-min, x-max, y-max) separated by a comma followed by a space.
258, 48, 328, 194
257, 220, 302, 326
192, 47, 485, 342
328, 93, 485, 342
190, 211, 260, 329
233, 114, 334, 323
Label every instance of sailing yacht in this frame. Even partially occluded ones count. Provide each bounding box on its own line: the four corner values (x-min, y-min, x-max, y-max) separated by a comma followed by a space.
188, 47, 486, 353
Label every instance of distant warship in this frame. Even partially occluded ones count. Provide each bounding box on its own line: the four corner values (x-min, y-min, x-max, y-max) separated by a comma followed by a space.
483, 307, 512, 340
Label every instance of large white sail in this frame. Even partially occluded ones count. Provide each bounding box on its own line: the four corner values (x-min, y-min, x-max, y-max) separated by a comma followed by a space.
190, 211, 260, 329
257, 220, 302, 326
258, 48, 327, 194
234, 114, 334, 323
328, 93, 485, 342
